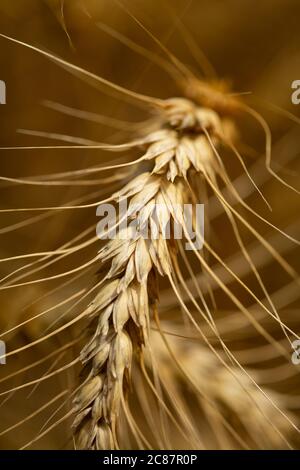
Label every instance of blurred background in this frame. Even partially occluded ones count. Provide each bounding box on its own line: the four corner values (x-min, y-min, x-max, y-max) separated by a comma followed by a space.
0, 0, 299, 449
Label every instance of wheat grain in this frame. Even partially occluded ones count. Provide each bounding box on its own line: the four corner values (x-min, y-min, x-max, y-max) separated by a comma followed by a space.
72, 98, 235, 449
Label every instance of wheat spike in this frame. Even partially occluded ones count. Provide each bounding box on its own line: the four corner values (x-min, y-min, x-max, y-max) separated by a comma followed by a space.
72, 98, 234, 449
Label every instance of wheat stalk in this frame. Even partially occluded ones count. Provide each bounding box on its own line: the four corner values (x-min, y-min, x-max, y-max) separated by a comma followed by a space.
72, 98, 235, 449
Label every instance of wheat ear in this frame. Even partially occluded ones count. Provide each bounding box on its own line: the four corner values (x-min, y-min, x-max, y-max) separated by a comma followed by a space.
72, 98, 235, 449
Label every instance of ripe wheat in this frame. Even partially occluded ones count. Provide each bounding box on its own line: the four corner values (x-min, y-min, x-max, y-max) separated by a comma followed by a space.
72, 98, 235, 449
0, 4, 299, 451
